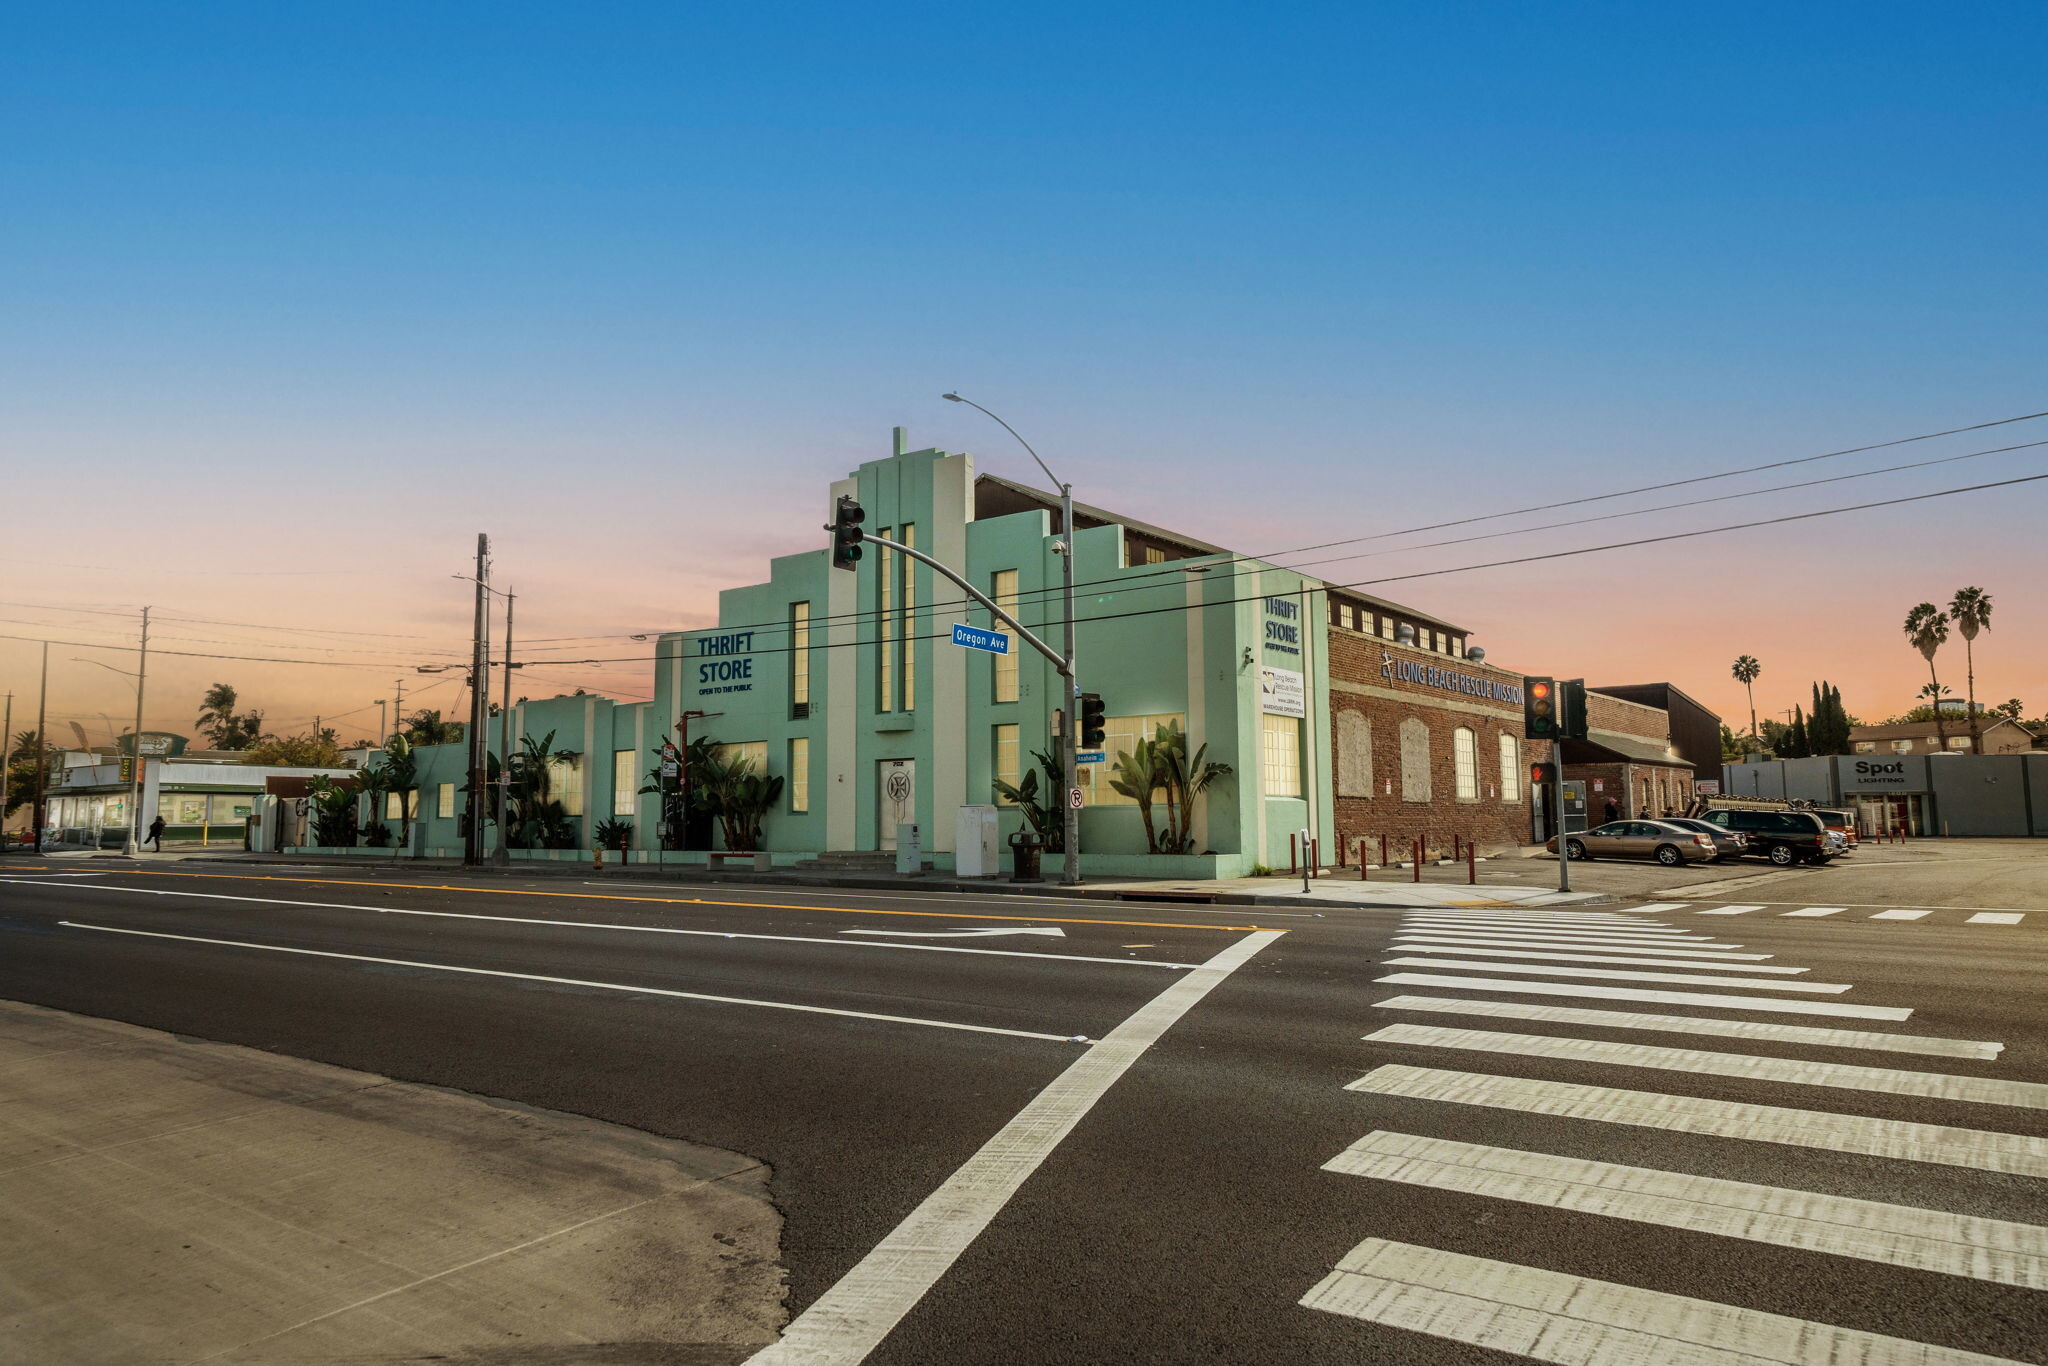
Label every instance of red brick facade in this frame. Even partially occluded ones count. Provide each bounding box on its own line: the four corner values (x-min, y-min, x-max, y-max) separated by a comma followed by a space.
1570, 692, 1697, 823
1324, 627, 1543, 859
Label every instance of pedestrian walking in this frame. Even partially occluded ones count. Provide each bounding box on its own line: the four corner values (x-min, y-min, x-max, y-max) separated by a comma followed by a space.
1603, 798, 1620, 825
145, 815, 165, 852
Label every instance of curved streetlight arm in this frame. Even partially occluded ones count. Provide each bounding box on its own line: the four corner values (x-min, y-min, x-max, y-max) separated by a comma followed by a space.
860, 532, 1069, 678
942, 393, 1066, 496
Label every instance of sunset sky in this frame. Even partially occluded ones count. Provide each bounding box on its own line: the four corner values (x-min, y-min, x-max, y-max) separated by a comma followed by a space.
4, 3, 2043, 749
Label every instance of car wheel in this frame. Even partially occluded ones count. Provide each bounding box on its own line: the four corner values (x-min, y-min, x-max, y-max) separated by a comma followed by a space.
1767, 843, 1798, 867
1565, 840, 1588, 861
1654, 844, 1684, 867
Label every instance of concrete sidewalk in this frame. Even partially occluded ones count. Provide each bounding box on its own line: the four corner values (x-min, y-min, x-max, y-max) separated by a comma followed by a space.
0, 1001, 785, 1365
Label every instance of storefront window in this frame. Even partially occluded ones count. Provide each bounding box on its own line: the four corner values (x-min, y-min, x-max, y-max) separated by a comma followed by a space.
613, 749, 636, 815
211, 794, 254, 824
1261, 713, 1302, 799
548, 755, 585, 816
438, 783, 456, 818
1499, 735, 1520, 802
1079, 713, 1187, 806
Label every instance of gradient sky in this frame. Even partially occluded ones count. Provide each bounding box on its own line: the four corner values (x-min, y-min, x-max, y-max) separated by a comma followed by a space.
3, 2, 2044, 749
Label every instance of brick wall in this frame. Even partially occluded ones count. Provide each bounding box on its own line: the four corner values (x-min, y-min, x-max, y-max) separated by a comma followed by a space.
1325, 628, 1539, 859
1587, 691, 1668, 741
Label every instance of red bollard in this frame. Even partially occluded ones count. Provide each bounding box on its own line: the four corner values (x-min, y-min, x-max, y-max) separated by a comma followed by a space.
1288, 832, 1298, 874
1380, 833, 1389, 868
1468, 840, 1477, 884
1412, 836, 1422, 882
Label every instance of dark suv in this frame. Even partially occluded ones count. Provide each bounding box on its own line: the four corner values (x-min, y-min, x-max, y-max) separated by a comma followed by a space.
1700, 808, 1837, 866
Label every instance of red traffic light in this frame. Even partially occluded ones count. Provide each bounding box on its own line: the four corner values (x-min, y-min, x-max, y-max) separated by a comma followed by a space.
1529, 680, 1552, 701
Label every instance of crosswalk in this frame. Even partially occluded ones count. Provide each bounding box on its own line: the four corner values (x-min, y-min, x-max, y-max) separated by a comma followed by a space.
1630, 902, 2036, 925
1298, 906, 2046, 1364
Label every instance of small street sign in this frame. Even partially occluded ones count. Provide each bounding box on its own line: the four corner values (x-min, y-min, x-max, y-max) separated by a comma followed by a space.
1075, 750, 1106, 764
1068, 787, 1084, 809
660, 760, 679, 778
950, 623, 1011, 654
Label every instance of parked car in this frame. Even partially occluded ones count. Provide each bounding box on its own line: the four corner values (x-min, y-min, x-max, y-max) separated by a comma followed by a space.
1699, 808, 1837, 866
1547, 820, 1722, 867
1658, 817, 1750, 862
1811, 808, 1859, 850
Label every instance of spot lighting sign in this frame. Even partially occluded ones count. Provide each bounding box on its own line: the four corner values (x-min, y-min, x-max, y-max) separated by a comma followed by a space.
694, 630, 757, 696
1380, 651, 1524, 705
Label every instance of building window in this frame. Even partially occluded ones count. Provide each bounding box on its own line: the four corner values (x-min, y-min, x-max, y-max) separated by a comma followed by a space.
1080, 712, 1188, 806
381, 790, 417, 822
1947, 736, 1971, 751
877, 526, 895, 712
549, 754, 585, 817
713, 740, 769, 773
993, 723, 1020, 804
1453, 727, 1478, 800
1335, 710, 1373, 798
789, 737, 810, 812
790, 602, 811, 714
900, 522, 916, 712
612, 749, 636, 816
212, 793, 255, 824
992, 569, 1020, 703
1337, 602, 1356, 631
437, 782, 456, 818
1399, 718, 1432, 802
1499, 735, 1520, 803
1261, 712, 1302, 799
1854, 742, 1875, 753
1892, 739, 1913, 754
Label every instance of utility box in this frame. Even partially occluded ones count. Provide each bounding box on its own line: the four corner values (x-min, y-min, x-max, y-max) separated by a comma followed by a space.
954, 805, 1001, 878
894, 823, 922, 875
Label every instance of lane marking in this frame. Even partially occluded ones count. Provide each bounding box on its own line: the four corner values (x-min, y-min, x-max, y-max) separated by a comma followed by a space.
1389, 943, 1802, 973
1401, 913, 1697, 929
1398, 920, 1720, 941
1697, 904, 1764, 915
1967, 912, 2026, 925
1369, 995, 2001, 1060
1782, 906, 1846, 917
1391, 933, 1766, 959
6, 883, 1198, 968
1872, 909, 1935, 921
1300, 1238, 2029, 1365
1622, 903, 1690, 913
844, 927, 1065, 939
57, 922, 1083, 1042
1373, 973, 1913, 1020
1348, 1065, 2048, 1175
1363, 1023, 2048, 1109
746, 929, 1284, 1365
68, 869, 1273, 932
1379, 958, 1850, 993
1326, 1131, 2048, 1288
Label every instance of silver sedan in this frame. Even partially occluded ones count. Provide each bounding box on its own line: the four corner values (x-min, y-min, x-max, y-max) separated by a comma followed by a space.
1550, 820, 1722, 867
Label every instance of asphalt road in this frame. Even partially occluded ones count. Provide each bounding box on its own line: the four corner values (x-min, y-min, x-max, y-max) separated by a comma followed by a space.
3, 859, 2046, 1364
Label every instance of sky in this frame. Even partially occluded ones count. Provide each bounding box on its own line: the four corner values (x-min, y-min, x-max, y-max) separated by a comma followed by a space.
2, 1, 2044, 749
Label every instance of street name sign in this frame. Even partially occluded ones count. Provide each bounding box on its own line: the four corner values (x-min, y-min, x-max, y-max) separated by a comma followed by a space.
951, 623, 1011, 654
1076, 750, 1106, 764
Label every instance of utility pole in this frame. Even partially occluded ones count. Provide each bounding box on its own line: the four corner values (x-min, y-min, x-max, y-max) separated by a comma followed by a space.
373, 698, 388, 749
122, 607, 151, 856
1, 691, 13, 847
390, 677, 406, 744
464, 534, 491, 866
32, 642, 49, 855
493, 589, 514, 864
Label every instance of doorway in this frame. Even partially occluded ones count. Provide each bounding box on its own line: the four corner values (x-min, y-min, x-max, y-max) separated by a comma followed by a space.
878, 759, 915, 850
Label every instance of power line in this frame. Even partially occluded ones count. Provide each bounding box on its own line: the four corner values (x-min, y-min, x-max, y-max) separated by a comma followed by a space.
0, 631, 448, 670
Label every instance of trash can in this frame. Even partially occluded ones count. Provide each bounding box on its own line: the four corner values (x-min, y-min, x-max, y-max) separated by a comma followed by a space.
1007, 829, 1044, 883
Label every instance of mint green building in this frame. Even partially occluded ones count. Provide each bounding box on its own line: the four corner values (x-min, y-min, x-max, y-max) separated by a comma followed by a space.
313, 436, 1335, 878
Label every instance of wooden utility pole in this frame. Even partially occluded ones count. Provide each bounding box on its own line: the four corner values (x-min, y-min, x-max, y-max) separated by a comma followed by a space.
464, 534, 491, 865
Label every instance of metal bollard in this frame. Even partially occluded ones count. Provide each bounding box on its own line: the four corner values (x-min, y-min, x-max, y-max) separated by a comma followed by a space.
1412, 836, 1422, 883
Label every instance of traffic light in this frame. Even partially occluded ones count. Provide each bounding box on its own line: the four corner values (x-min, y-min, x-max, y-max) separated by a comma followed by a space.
1078, 692, 1106, 749
828, 494, 865, 571
1524, 676, 1559, 740
1529, 761, 1557, 788
1560, 679, 1589, 740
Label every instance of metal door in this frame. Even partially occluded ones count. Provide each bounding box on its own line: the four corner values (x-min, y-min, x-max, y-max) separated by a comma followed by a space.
878, 759, 915, 850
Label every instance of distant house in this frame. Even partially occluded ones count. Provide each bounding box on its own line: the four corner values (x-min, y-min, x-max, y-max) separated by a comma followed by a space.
1848, 717, 2040, 756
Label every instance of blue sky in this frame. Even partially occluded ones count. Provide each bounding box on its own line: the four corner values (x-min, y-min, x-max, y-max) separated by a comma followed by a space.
3, 2, 2044, 735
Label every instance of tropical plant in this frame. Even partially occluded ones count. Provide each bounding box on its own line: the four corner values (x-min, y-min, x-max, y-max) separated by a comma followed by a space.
1106, 733, 1166, 852
1994, 698, 2026, 721
305, 774, 361, 846
195, 682, 264, 750
687, 746, 783, 851
638, 734, 714, 849
240, 733, 347, 768
1155, 723, 1231, 854
496, 731, 581, 849
3, 729, 59, 818
594, 817, 634, 852
1948, 587, 1992, 754
352, 756, 392, 846
381, 735, 419, 850
992, 748, 1066, 852
1904, 603, 1951, 749
400, 709, 466, 747
1731, 656, 1762, 743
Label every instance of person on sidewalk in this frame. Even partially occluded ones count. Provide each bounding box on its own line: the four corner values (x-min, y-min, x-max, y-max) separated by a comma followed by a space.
145, 816, 166, 852
1602, 798, 1620, 825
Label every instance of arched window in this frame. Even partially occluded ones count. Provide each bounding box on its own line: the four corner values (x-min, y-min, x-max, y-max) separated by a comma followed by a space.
1453, 727, 1478, 800
1499, 734, 1520, 803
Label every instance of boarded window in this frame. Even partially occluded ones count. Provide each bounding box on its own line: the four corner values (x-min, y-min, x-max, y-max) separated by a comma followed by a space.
1400, 718, 1432, 803
1336, 710, 1373, 798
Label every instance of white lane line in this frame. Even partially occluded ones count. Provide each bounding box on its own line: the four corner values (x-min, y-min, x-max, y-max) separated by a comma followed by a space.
59, 923, 1081, 1043
1967, 913, 2026, 925
1369, 996, 2000, 1060
1374, 973, 1912, 1021
21, 882, 1200, 969
1621, 903, 1690, 914
1380, 958, 1849, 993
1326, 1132, 2048, 1289
1782, 906, 1846, 917
1300, 1237, 2031, 1365
1872, 909, 1935, 921
746, 929, 1283, 1366
1697, 904, 1765, 915
1364, 1023, 2048, 1110
1392, 933, 1766, 959
1348, 1065, 2048, 1176
1390, 943, 1804, 974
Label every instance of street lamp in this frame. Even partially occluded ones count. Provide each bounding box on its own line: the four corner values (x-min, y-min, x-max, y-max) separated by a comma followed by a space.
74, 621, 150, 859
942, 393, 1082, 886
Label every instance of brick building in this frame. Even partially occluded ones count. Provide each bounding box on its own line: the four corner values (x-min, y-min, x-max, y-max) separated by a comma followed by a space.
1324, 590, 1538, 859
1563, 689, 1701, 822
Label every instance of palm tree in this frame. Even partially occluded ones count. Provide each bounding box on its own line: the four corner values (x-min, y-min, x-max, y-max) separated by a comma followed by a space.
1730, 656, 1762, 746
1948, 587, 1992, 754
195, 683, 240, 748
1903, 604, 1951, 750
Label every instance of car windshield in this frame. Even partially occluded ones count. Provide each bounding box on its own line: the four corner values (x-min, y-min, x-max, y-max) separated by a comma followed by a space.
1814, 810, 1851, 824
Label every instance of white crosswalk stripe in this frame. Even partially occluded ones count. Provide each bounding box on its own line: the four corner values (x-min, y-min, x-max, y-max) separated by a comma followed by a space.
1782, 906, 1846, 917
1391, 943, 1796, 972
1394, 935, 1771, 961
1617, 903, 1690, 913
1362, 1023, 2048, 1109
1402, 917, 1710, 937
1374, 972, 1913, 1019
1345, 1064, 2048, 1175
1367, 996, 2002, 1060
1324, 1131, 2048, 1288
1697, 904, 1764, 915
1872, 909, 1934, 920
1967, 912, 2025, 925
1380, 958, 1850, 992
1300, 1238, 2031, 1365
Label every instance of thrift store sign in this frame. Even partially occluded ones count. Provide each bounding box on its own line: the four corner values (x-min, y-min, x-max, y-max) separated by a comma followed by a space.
694, 630, 756, 695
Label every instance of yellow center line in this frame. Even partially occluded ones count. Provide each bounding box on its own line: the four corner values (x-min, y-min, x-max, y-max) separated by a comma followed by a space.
102, 869, 1280, 933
